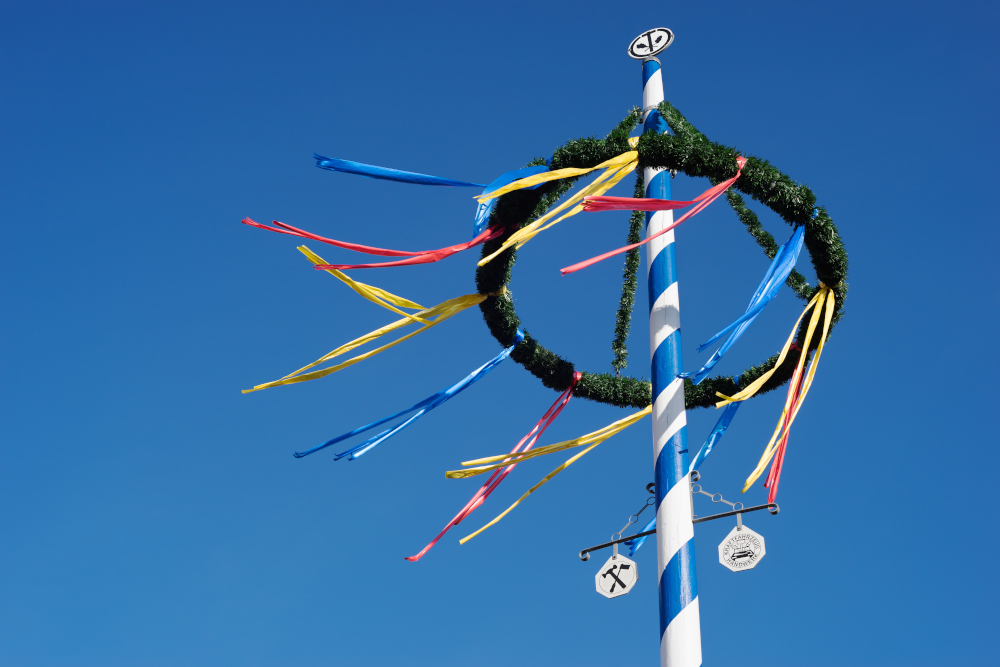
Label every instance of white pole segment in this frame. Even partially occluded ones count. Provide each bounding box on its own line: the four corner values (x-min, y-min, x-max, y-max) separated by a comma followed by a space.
642, 57, 702, 667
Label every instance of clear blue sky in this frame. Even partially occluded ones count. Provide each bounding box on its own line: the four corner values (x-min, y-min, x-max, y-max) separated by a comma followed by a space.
2, 1, 997, 665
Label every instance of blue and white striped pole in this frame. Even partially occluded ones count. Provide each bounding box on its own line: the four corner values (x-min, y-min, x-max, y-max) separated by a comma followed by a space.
642, 57, 702, 666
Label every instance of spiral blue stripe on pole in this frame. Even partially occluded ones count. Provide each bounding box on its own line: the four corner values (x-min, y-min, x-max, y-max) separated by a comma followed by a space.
642, 57, 702, 667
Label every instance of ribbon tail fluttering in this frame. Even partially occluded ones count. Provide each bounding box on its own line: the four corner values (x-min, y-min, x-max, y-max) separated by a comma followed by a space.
456, 406, 651, 544
679, 226, 806, 384
313, 226, 504, 270
297, 245, 429, 324
242, 292, 487, 393
293, 331, 524, 460
314, 154, 484, 187
243, 218, 503, 270
738, 286, 836, 496
447, 405, 651, 479
404, 373, 580, 562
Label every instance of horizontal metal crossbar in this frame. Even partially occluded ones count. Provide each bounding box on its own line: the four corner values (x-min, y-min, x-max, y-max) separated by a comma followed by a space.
578, 503, 778, 561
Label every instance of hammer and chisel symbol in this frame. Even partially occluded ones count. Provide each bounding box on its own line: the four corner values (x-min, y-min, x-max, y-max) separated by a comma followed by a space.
602, 563, 631, 592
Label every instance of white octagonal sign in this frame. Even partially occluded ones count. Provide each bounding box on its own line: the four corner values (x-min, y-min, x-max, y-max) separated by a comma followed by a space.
595, 554, 637, 598
718, 525, 766, 572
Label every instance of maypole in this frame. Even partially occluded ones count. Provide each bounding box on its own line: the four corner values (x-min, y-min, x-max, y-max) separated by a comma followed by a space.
242, 24, 848, 663
631, 29, 702, 666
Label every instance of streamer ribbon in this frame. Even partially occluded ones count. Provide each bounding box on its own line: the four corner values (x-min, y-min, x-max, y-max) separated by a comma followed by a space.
314, 154, 484, 187
474, 147, 637, 202
626, 401, 742, 557
715, 284, 834, 409
473, 165, 550, 236
243, 218, 503, 270
313, 226, 504, 270
297, 245, 429, 324
625, 516, 656, 558
458, 406, 652, 544
447, 406, 652, 479
762, 365, 805, 503
679, 226, 806, 384
454, 406, 652, 544
242, 292, 489, 393
477, 140, 641, 266
405, 372, 581, 562
559, 157, 747, 275
722, 285, 835, 494
291, 331, 524, 461
689, 402, 742, 473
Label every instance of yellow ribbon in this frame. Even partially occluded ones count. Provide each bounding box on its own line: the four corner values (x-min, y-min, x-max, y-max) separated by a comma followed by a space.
714, 287, 827, 407
446, 405, 652, 479
455, 406, 652, 545
298, 246, 429, 324
739, 286, 836, 492
475, 141, 639, 202
242, 292, 486, 393
477, 140, 641, 267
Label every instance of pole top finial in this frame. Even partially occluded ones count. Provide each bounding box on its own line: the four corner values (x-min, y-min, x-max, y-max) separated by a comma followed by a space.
627, 28, 674, 60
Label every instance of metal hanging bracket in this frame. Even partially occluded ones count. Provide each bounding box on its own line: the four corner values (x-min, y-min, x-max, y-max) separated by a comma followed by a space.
578, 474, 778, 561
689, 470, 778, 528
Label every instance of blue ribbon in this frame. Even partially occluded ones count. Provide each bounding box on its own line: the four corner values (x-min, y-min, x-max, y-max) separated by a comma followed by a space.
294, 331, 524, 460
688, 402, 741, 474
473, 165, 550, 236
314, 154, 485, 187
679, 225, 806, 385
625, 401, 742, 557
625, 515, 657, 558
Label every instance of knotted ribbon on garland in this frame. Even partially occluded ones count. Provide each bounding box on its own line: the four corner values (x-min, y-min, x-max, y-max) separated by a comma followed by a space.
293, 330, 524, 460
405, 372, 581, 562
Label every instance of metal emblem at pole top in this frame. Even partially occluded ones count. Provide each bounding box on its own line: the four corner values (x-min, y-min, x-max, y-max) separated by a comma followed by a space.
627, 28, 674, 60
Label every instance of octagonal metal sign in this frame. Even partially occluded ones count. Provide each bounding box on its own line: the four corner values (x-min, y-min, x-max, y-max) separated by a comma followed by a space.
718, 525, 766, 572
595, 555, 638, 599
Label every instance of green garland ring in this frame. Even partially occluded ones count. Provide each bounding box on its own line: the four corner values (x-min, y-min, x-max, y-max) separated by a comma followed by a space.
474, 101, 848, 410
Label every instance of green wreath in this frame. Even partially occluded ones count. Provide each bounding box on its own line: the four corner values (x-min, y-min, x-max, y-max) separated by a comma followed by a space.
475, 101, 848, 410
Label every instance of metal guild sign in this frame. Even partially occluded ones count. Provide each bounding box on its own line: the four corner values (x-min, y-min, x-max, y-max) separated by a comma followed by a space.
595, 554, 638, 598
717, 525, 766, 572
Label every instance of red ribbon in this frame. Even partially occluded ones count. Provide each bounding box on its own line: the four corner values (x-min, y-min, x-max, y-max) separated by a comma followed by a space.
242, 218, 423, 256
560, 157, 746, 275
315, 226, 503, 270
242, 217, 503, 269
763, 361, 804, 503
405, 372, 582, 562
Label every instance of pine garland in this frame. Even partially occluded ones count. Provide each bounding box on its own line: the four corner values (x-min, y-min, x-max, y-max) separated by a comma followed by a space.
475, 103, 848, 410
610, 172, 645, 374
725, 190, 812, 301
